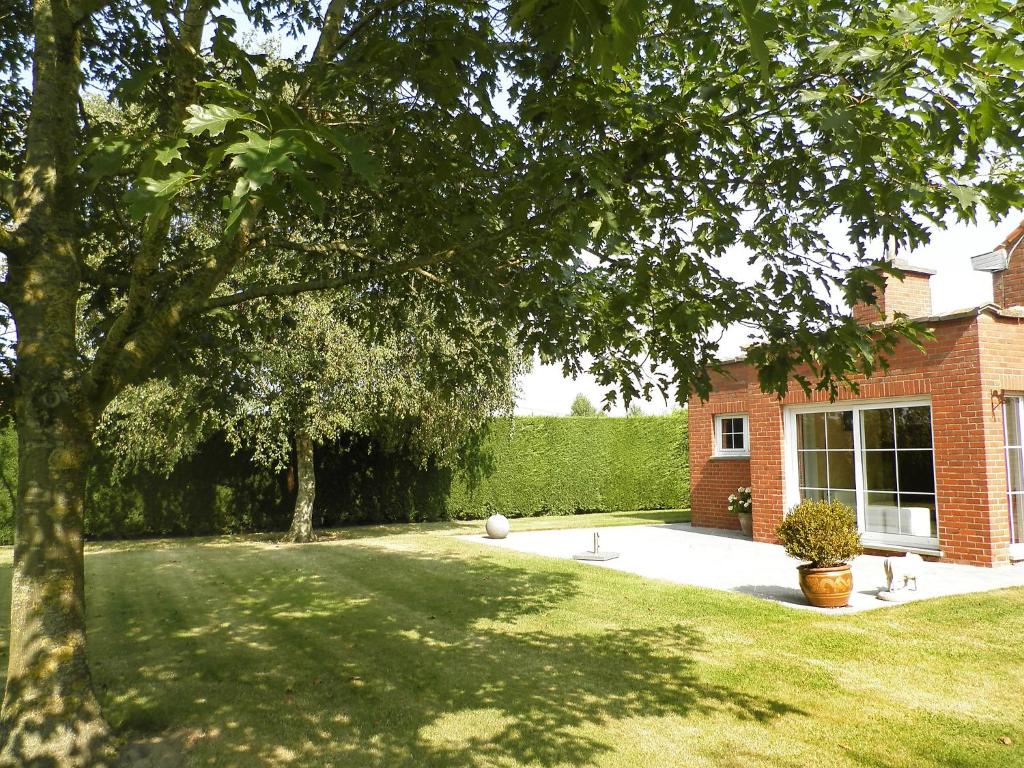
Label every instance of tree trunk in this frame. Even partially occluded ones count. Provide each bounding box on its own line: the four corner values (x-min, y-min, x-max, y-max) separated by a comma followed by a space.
284, 433, 317, 543
0, 1, 111, 758
0, 409, 111, 766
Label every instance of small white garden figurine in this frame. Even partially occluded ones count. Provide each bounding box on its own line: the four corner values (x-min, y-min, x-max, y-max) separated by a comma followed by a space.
878, 553, 923, 601
485, 514, 510, 539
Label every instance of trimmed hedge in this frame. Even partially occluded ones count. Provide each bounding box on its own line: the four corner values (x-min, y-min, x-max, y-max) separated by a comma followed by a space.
0, 426, 15, 544
85, 435, 293, 539
0, 413, 689, 541
447, 415, 689, 518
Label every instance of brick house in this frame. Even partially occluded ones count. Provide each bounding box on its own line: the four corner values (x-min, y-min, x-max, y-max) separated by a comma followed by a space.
688, 221, 1024, 567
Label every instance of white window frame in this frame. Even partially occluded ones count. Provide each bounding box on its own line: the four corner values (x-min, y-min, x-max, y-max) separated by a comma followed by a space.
1001, 395, 1024, 560
783, 396, 939, 551
714, 413, 750, 458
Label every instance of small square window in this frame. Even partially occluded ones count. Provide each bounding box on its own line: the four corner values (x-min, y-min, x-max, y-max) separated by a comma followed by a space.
715, 414, 750, 457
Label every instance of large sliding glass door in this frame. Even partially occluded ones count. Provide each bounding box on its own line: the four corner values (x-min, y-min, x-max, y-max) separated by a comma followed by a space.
787, 400, 938, 549
1003, 396, 1024, 548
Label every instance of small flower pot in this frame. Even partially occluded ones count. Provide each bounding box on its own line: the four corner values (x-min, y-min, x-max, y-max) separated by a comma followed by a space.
797, 563, 853, 608
736, 511, 753, 537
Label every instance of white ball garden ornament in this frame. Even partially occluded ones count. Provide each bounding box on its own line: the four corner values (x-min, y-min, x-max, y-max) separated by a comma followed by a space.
485, 514, 510, 539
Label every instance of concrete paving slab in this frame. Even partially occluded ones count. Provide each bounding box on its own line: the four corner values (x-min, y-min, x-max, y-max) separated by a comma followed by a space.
463, 523, 1024, 614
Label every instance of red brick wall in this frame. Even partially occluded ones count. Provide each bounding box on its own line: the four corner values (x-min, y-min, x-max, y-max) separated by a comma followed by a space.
975, 314, 1024, 560
851, 271, 933, 324
688, 369, 754, 530
992, 245, 1024, 308
688, 312, 1024, 566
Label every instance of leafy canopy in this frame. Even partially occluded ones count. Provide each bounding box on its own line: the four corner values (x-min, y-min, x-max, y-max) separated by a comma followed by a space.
99, 291, 523, 474
2, 0, 1023, 413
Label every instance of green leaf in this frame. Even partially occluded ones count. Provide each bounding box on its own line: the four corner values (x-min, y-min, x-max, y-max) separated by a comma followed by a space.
927, 4, 955, 25
184, 104, 253, 137
84, 136, 135, 179
323, 131, 382, 188
850, 46, 883, 63
112, 64, 162, 101
736, 0, 774, 83
154, 139, 188, 166
224, 197, 254, 237
290, 173, 326, 218
995, 45, 1024, 71
948, 182, 979, 210
226, 131, 300, 174
594, 0, 645, 68
798, 89, 829, 103
222, 131, 304, 206
123, 171, 195, 220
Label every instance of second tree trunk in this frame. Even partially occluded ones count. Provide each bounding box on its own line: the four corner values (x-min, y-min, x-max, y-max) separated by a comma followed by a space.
285, 432, 316, 543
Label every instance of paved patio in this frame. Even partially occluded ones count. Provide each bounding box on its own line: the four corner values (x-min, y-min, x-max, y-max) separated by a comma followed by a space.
465, 523, 1024, 613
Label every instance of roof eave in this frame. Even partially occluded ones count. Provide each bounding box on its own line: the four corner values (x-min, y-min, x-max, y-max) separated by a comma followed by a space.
970, 248, 1008, 273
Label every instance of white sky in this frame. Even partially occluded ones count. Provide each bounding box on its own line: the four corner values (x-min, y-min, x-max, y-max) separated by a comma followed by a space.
515, 211, 1019, 416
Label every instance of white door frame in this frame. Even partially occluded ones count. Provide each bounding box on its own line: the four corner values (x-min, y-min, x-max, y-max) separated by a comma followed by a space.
782, 396, 940, 551
1002, 395, 1024, 560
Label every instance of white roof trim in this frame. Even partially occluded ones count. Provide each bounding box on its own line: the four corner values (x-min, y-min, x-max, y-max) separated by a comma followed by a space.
971, 248, 1008, 273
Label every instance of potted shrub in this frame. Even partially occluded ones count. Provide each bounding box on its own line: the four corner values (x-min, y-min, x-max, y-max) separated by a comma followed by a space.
776, 499, 863, 608
728, 486, 753, 536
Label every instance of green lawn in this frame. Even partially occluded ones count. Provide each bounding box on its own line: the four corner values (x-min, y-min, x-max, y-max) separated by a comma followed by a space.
1, 509, 1022, 767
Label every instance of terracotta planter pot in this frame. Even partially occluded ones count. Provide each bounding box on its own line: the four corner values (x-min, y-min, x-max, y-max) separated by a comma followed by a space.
797, 564, 853, 608
736, 512, 753, 537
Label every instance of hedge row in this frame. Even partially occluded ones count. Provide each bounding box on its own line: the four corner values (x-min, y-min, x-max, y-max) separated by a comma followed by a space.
446, 415, 689, 518
0, 414, 689, 542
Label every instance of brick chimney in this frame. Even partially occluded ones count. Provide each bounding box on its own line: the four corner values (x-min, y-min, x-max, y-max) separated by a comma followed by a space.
851, 261, 935, 324
972, 219, 1024, 309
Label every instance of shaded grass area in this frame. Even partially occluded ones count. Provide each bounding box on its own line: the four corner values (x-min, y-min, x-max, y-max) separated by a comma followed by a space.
0, 511, 1021, 767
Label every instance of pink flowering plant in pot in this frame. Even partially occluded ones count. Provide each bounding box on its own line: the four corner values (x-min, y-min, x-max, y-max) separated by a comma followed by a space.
728, 486, 753, 536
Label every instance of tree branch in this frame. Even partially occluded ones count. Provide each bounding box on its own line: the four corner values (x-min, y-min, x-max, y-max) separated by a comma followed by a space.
167, 0, 216, 127
90, 0, 217, 393
199, 178, 609, 317
333, 0, 405, 52
310, 0, 350, 64
294, 0, 350, 105
81, 264, 130, 290
198, 250, 453, 314
85, 206, 262, 408
296, 0, 405, 103
71, 0, 118, 23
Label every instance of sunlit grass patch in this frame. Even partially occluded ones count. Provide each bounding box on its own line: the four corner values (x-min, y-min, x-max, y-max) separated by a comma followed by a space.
0, 510, 1019, 767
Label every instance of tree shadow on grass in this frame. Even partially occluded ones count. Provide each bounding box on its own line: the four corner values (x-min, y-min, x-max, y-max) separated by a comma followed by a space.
4, 539, 802, 767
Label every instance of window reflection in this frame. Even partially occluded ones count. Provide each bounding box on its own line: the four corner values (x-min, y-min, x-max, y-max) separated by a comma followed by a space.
862, 405, 936, 538
794, 404, 937, 540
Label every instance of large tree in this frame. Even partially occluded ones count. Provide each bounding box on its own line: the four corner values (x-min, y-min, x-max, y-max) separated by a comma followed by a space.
100, 292, 522, 543
1, 0, 1022, 763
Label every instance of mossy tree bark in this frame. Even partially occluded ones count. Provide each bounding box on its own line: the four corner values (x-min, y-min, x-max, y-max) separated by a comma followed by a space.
0, 406, 110, 766
284, 433, 317, 543
0, 2, 112, 763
